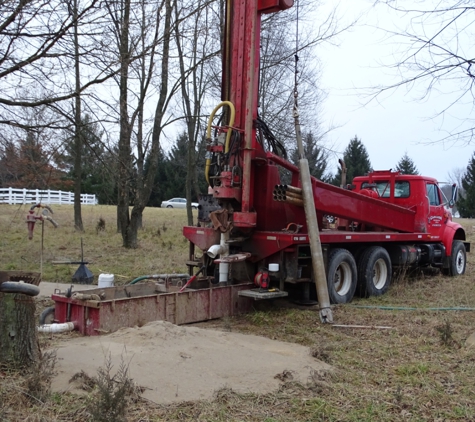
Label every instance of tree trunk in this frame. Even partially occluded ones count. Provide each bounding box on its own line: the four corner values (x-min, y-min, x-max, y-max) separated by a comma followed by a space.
117, 0, 132, 247
0, 292, 40, 368
73, 0, 84, 232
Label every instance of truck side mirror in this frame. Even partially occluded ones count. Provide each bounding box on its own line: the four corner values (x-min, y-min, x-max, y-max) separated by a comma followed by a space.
449, 183, 457, 208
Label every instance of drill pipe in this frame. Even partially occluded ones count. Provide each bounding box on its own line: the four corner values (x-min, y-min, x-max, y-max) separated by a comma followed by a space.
282, 185, 303, 195
283, 190, 303, 200
272, 192, 304, 207
273, 187, 303, 197
273, 188, 303, 200
275, 184, 303, 194
283, 196, 304, 207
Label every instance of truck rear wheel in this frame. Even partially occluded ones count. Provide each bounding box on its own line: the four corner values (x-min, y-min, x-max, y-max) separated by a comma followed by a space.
357, 246, 391, 297
442, 240, 466, 276
326, 248, 357, 304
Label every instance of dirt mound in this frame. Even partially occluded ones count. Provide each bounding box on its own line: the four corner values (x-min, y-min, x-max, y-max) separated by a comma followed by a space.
51, 321, 330, 404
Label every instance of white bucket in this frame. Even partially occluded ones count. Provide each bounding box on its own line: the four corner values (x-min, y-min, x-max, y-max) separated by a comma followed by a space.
98, 273, 115, 288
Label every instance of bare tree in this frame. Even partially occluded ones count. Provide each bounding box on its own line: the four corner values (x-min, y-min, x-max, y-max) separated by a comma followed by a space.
258, 2, 347, 143
107, 0, 174, 248
0, 0, 115, 129
447, 166, 466, 196
72, 0, 84, 231
173, 0, 220, 225
0, 0, 121, 233
0, 105, 69, 189
373, 0, 475, 144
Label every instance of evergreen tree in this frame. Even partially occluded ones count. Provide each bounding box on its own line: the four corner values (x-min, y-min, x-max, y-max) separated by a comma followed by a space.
395, 152, 419, 175
0, 130, 66, 189
165, 132, 188, 198
290, 131, 329, 181
147, 132, 188, 206
146, 146, 170, 207
147, 132, 209, 207
61, 115, 117, 204
332, 136, 372, 186
0, 140, 19, 187
457, 152, 475, 218
195, 135, 209, 195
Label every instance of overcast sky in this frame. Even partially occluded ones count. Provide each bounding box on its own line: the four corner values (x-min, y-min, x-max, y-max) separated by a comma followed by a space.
317, 0, 474, 184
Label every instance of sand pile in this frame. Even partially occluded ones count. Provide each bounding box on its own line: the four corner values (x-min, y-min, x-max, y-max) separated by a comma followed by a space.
51, 320, 330, 404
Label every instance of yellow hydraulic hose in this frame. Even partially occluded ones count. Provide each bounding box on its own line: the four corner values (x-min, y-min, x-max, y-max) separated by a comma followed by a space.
205, 101, 236, 185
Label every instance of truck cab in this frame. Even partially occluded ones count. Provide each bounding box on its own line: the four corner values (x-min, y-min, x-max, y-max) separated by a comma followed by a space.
352, 170, 466, 258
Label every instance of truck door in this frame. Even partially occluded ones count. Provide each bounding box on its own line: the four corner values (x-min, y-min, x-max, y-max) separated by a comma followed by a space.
426, 183, 445, 239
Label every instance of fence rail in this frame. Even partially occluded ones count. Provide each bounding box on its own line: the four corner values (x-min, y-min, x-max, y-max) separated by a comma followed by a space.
0, 188, 97, 205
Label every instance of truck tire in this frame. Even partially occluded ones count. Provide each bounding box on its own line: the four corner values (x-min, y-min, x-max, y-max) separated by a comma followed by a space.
357, 246, 391, 297
442, 240, 466, 276
0, 281, 40, 296
326, 248, 357, 304
39, 306, 56, 325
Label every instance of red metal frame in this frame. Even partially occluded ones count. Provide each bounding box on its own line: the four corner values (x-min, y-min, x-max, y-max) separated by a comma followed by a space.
52, 283, 254, 336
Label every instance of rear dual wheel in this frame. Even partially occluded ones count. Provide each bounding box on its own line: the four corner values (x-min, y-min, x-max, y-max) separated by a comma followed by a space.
357, 246, 392, 297
324, 246, 393, 303
326, 248, 357, 304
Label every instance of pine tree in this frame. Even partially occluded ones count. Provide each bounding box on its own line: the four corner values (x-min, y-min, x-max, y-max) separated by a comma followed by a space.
291, 131, 329, 181
332, 136, 372, 186
146, 132, 188, 206
61, 115, 117, 204
146, 146, 170, 207
165, 132, 188, 198
396, 152, 419, 175
457, 152, 475, 218
0, 141, 20, 187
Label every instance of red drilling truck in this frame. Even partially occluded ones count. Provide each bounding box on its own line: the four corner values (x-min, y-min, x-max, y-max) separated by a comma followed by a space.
182, 0, 470, 305
44, 0, 471, 336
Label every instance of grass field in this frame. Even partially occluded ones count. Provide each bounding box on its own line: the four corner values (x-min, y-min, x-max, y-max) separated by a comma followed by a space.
0, 204, 192, 283
1, 203, 475, 421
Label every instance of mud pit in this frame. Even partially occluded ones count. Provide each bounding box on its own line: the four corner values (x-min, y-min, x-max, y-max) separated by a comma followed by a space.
51, 321, 330, 404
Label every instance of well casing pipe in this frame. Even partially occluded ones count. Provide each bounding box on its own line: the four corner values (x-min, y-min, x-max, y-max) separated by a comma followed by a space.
293, 105, 332, 323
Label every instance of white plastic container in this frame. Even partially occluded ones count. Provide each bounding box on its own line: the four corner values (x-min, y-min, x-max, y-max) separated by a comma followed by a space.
268, 263, 279, 272
98, 273, 115, 288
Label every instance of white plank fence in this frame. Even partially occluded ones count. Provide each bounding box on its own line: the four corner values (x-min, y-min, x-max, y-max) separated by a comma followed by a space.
0, 188, 97, 205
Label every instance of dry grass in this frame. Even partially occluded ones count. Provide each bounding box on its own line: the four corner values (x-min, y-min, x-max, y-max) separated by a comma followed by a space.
1, 204, 475, 420
0, 204, 191, 283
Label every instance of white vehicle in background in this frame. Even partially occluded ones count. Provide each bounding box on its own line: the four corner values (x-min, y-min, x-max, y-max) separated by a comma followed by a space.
160, 198, 199, 209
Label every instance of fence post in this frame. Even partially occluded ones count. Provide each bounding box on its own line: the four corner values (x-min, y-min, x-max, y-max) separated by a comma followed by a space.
8, 187, 12, 205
